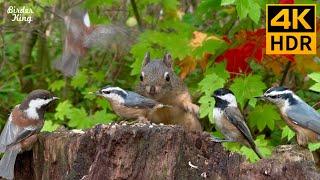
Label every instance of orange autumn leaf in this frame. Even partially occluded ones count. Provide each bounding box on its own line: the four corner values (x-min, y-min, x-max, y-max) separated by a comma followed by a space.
177, 56, 197, 80
177, 31, 222, 79
295, 55, 320, 75
190, 31, 221, 48
190, 31, 208, 48
263, 56, 293, 75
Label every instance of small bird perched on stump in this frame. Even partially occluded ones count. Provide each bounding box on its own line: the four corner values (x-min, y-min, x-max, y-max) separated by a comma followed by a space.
0, 90, 58, 180
96, 86, 170, 123
257, 86, 320, 146
212, 88, 262, 159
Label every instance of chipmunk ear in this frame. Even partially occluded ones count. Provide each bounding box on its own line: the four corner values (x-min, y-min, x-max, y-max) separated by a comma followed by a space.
143, 52, 151, 66
163, 53, 172, 68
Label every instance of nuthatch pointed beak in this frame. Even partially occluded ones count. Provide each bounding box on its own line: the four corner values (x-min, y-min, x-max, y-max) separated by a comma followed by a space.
254, 95, 266, 100
95, 90, 102, 95
52, 97, 60, 100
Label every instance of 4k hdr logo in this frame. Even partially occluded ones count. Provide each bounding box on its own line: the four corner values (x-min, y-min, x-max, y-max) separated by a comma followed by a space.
266, 4, 316, 54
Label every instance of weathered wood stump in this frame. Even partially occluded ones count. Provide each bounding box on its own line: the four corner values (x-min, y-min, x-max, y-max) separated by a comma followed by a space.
13, 123, 320, 180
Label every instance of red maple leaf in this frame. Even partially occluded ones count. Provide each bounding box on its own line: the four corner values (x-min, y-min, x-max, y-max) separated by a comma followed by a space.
216, 29, 265, 75
216, 28, 295, 76
279, 0, 294, 4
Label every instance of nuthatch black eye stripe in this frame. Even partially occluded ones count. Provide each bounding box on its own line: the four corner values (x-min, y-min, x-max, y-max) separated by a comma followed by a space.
259, 86, 320, 146
114, 90, 127, 99
265, 86, 289, 94
102, 90, 111, 94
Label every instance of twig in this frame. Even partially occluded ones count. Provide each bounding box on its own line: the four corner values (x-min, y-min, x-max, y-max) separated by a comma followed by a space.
312, 101, 320, 109
0, 30, 6, 71
68, 0, 86, 9
280, 61, 292, 86
130, 0, 143, 31
33, 1, 64, 20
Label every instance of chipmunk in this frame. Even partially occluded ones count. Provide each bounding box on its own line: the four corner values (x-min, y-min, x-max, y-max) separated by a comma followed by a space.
136, 52, 202, 132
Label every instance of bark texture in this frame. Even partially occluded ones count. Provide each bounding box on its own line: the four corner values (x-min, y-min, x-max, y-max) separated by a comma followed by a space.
13, 123, 320, 180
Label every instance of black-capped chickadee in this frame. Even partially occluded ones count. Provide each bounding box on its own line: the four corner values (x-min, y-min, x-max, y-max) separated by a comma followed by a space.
212, 88, 262, 159
0, 90, 58, 179
256, 86, 320, 146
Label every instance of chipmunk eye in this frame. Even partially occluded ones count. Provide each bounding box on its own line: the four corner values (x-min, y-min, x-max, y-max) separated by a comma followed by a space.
164, 72, 170, 81
140, 72, 144, 81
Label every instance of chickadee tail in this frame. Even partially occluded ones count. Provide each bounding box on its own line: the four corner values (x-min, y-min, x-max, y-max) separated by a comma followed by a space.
0, 149, 20, 180
54, 8, 89, 77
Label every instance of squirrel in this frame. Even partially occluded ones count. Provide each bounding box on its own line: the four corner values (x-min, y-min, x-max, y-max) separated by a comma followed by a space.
136, 52, 202, 132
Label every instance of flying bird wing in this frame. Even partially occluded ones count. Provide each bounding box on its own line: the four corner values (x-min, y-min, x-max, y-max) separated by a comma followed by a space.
286, 101, 320, 135
124, 91, 159, 108
54, 9, 90, 77
224, 107, 256, 148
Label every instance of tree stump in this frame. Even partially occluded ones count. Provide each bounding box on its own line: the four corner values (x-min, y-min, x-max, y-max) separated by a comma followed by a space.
13, 123, 320, 180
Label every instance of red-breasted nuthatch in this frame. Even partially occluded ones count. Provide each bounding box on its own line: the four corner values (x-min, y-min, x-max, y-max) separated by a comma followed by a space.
0, 90, 58, 179
96, 86, 170, 122
256, 86, 320, 146
212, 88, 262, 159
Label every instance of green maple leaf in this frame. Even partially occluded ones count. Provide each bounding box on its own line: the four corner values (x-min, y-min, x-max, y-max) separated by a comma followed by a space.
54, 100, 73, 121
199, 73, 225, 95
71, 70, 88, 89
248, 1, 260, 24
48, 80, 65, 92
92, 110, 117, 125
308, 142, 320, 152
281, 126, 296, 142
248, 104, 281, 132
96, 98, 111, 110
198, 62, 229, 122
230, 74, 266, 108
192, 39, 227, 59
224, 135, 273, 163
41, 120, 59, 132
67, 108, 92, 129
221, 0, 235, 5
308, 72, 320, 93
198, 74, 225, 122
235, 0, 261, 24
236, 0, 249, 19
199, 95, 215, 123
